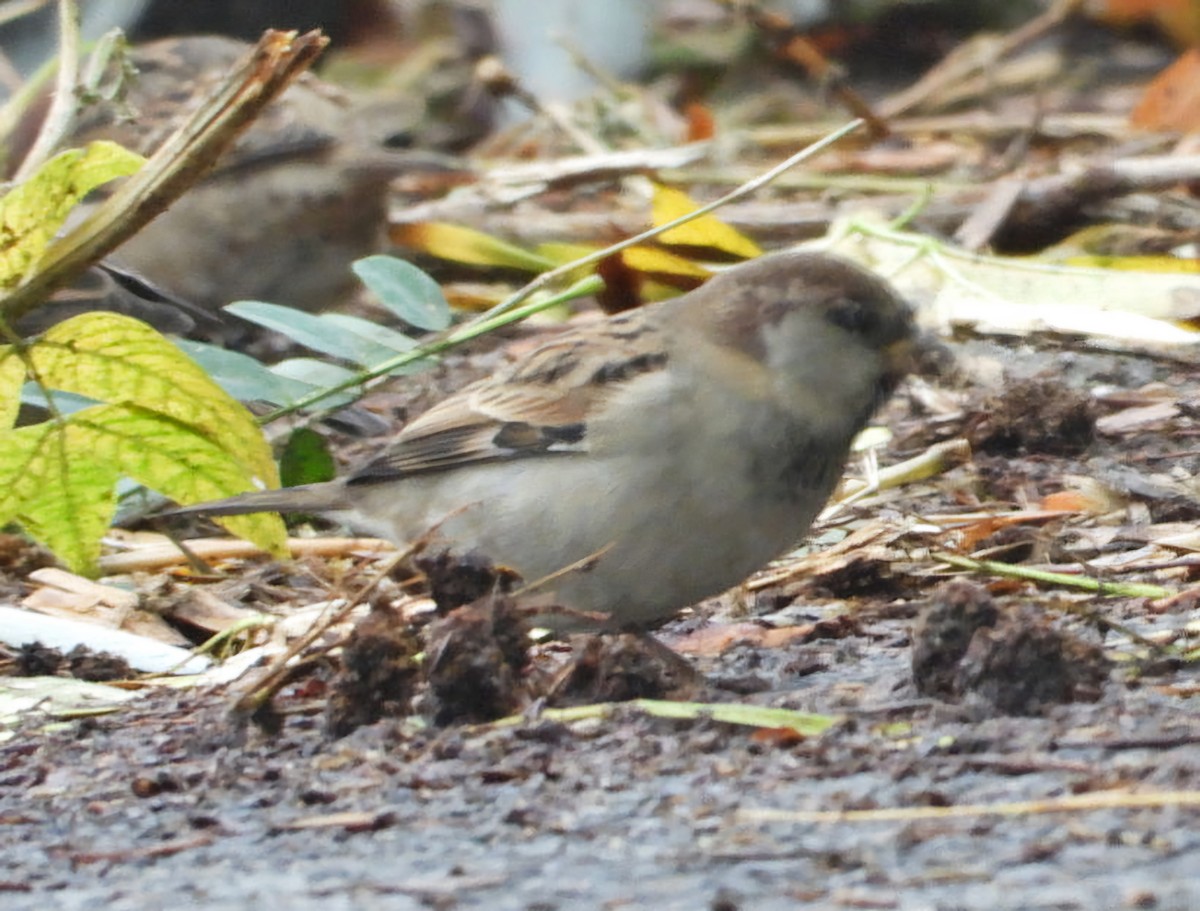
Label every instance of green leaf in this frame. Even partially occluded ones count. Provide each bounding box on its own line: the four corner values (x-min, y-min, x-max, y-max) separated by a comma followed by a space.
279, 427, 335, 488
267, 358, 361, 406
0, 314, 288, 572
226, 301, 403, 366
6, 312, 277, 486
0, 403, 286, 574
174, 339, 315, 406
0, 352, 25, 429
319, 312, 419, 355
0, 417, 119, 573
0, 142, 144, 291
352, 255, 452, 331
19, 384, 95, 415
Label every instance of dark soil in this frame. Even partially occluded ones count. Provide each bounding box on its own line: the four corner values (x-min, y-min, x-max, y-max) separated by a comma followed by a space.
5, 9, 1200, 909
4, 339, 1200, 911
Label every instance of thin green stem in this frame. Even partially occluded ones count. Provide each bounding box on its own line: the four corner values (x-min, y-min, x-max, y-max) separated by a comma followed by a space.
259, 118, 867, 423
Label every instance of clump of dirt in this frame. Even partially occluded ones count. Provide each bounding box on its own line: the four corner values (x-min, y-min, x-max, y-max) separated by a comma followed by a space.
912, 580, 1110, 714
547, 633, 706, 706
0, 533, 55, 601
955, 605, 1109, 713
416, 548, 523, 613
324, 599, 422, 738
325, 552, 534, 733
14, 642, 66, 676
911, 579, 999, 697
967, 374, 1096, 455
14, 642, 135, 682
805, 551, 906, 599
415, 550, 532, 725
421, 595, 532, 725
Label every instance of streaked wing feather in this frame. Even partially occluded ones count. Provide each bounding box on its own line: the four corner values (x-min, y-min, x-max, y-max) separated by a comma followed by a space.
347, 326, 661, 483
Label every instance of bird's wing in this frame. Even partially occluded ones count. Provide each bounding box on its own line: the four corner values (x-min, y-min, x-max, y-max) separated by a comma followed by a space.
347, 315, 668, 483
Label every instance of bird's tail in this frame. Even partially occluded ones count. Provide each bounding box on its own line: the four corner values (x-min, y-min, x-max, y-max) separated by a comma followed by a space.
167, 484, 345, 519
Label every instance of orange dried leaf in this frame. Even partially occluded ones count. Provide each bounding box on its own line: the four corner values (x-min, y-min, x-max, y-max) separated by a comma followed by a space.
595, 247, 713, 313
1131, 48, 1200, 131
683, 101, 716, 142
750, 727, 808, 747
668, 622, 818, 657
1039, 490, 1093, 512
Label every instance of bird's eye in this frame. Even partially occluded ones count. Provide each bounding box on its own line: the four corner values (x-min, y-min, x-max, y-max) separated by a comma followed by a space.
825, 298, 878, 338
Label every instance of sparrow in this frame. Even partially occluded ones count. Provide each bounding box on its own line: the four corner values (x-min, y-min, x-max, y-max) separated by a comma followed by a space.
175, 250, 928, 629
33, 34, 463, 329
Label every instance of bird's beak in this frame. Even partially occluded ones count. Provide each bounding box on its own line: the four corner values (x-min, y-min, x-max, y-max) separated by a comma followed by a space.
886, 331, 955, 380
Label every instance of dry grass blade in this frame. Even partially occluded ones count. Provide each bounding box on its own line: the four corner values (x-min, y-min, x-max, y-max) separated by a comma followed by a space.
739, 789, 1200, 824
11, 0, 79, 182
96, 535, 395, 575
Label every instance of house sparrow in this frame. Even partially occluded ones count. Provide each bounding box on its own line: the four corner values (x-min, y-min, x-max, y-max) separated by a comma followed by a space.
49, 35, 462, 324
176, 250, 929, 628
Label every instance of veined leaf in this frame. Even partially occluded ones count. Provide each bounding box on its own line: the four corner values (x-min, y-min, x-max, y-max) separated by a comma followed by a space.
0, 352, 24, 429
5, 312, 278, 486
0, 417, 119, 575
0, 314, 286, 572
0, 142, 144, 291
0, 403, 286, 574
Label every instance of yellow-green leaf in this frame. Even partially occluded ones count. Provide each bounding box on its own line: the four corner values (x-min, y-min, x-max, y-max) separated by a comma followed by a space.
0, 403, 287, 575
534, 242, 601, 265
651, 184, 762, 259
391, 222, 557, 272
19, 312, 277, 486
0, 141, 144, 290
0, 417, 118, 574
0, 347, 25, 429
619, 245, 715, 282
1058, 254, 1200, 274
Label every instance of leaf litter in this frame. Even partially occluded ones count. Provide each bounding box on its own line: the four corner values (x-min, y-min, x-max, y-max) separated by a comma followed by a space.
4, 4, 1200, 908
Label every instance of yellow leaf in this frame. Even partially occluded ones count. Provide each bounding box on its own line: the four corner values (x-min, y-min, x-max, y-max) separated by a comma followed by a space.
534, 242, 601, 265
390, 222, 556, 272
0, 417, 118, 574
651, 184, 762, 259
0, 403, 286, 575
0, 347, 25, 429
829, 218, 1200, 346
0, 142, 144, 290
27, 312, 278, 486
619, 245, 715, 282
0, 314, 288, 572
1058, 254, 1200, 274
